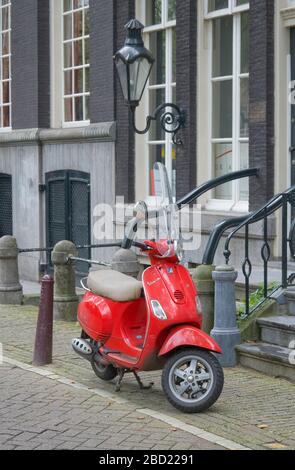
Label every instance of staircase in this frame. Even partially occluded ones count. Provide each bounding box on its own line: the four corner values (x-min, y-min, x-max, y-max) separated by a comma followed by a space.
237, 308, 295, 382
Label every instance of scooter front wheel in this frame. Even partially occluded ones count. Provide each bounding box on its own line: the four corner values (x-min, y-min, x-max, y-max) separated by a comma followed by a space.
162, 348, 224, 413
91, 359, 118, 382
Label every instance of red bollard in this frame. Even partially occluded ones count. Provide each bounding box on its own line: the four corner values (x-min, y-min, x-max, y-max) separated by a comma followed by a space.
33, 275, 54, 366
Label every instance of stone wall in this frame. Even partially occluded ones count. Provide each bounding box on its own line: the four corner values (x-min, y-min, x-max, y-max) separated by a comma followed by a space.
0, 125, 116, 281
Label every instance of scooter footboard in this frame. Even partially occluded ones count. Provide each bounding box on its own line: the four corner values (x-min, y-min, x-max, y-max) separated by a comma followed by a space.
158, 325, 222, 357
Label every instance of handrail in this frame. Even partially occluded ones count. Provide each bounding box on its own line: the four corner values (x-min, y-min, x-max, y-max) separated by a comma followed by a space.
176, 168, 259, 208
221, 185, 295, 318
224, 186, 295, 263
202, 215, 252, 265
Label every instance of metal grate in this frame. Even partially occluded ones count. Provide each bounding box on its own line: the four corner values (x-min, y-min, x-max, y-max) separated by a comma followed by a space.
174, 290, 184, 301
48, 179, 67, 247
70, 180, 90, 247
70, 178, 90, 274
0, 173, 12, 237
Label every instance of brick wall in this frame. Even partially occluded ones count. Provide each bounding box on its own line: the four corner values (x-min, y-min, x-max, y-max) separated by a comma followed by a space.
176, 0, 197, 200
113, 0, 136, 202
249, 0, 275, 210
89, 0, 115, 123
11, 0, 50, 129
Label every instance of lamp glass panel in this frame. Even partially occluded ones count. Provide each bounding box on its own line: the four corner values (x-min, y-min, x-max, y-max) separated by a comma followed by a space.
129, 57, 152, 102
115, 57, 129, 101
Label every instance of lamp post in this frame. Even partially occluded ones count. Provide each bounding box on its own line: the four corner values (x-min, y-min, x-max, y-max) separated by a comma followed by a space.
114, 19, 185, 145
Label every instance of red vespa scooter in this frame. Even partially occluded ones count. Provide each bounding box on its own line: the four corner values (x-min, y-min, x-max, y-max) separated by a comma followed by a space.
72, 163, 224, 413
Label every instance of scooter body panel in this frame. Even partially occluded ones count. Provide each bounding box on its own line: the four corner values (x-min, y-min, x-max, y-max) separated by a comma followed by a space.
158, 325, 222, 357
129, 262, 203, 370
77, 258, 216, 371
78, 293, 148, 364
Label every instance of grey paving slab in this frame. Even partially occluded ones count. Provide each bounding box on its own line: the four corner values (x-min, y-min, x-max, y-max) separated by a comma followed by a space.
1, 304, 295, 450
0, 363, 224, 451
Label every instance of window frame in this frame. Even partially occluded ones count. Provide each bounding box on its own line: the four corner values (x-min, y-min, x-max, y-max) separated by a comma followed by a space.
0, 0, 11, 132
61, 0, 90, 128
206, 2, 250, 212
137, 0, 177, 201
204, 0, 249, 20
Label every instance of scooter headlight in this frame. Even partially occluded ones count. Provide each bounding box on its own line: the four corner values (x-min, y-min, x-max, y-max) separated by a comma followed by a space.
151, 300, 167, 320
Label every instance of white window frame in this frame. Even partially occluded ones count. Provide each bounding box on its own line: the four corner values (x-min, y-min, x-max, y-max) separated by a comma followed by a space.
0, 0, 11, 132
136, 0, 176, 201
204, 0, 249, 19
205, 1, 250, 212
61, 0, 90, 128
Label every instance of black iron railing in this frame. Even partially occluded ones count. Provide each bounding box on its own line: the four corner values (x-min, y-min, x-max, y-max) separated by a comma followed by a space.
177, 169, 259, 265
176, 168, 259, 208
18, 243, 122, 254
18, 243, 121, 278
223, 187, 295, 318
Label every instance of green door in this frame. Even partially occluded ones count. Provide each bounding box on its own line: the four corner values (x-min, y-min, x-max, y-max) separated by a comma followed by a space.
46, 170, 91, 277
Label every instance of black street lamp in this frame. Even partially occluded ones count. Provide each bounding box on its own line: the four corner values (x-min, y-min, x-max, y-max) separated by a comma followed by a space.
114, 19, 185, 145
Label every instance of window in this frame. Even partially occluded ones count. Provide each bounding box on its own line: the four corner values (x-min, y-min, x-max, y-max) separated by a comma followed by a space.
139, 0, 176, 197
62, 0, 90, 125
206, 0, 249, 209
206, 0, 248, 17
0, 0, 11, 130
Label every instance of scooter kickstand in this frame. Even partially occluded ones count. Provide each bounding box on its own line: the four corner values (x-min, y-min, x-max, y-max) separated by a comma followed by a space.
115, 369, 126, 392
133, 371, 154, 390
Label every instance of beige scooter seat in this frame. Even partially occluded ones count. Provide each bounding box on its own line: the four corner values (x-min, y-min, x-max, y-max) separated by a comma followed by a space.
87, 270, 143, 302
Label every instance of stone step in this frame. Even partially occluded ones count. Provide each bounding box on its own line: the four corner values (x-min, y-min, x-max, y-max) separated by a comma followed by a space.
284, 288, 295, 316
236, 342, 295, 382
258, 316, 295, 348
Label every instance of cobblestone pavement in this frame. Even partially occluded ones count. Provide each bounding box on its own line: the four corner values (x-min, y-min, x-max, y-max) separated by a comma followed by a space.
1, 305, 295, 450
0, 363, 225, 450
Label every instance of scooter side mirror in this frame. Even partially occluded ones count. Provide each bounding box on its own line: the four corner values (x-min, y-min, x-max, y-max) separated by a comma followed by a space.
134, 201, 148, 222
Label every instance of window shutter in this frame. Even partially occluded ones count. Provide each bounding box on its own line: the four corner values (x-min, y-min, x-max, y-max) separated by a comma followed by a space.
70, 175, 90, 247
69, 173, 91, 275
45, 170, 91, 276
0, 173, 12, 237
46, 172, 67, 249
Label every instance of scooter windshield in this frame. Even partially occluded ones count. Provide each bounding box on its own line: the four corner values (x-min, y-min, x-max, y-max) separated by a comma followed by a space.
152, 162, 180, 258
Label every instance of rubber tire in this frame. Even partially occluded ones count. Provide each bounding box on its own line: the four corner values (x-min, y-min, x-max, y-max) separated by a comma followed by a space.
91, 359, 118, 382
162, 348, 224, 414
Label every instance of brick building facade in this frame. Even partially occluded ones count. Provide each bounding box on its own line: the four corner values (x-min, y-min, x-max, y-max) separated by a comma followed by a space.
0, 0, 293, 280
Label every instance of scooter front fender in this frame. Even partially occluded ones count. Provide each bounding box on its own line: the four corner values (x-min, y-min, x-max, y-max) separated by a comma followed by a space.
158, 325, 222, 356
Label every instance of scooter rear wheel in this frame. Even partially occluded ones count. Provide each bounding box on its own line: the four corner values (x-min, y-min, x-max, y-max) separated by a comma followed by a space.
162, 348, 224, 413
91, 359, 118, 382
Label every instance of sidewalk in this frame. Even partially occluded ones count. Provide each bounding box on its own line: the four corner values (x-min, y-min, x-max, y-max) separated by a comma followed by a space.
1, 304, 295, 450
0, 362, 224, 450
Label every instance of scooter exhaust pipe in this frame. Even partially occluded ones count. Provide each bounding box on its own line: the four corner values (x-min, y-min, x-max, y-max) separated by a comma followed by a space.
71, 338, 109, 366
72, 338, 93, 362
